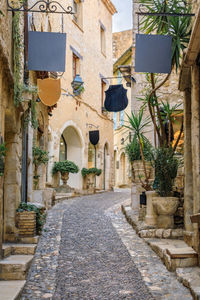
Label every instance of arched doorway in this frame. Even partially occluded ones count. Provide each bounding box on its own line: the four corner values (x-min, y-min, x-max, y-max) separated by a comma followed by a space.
59, 126, 82, 189
103, 143, 110, 190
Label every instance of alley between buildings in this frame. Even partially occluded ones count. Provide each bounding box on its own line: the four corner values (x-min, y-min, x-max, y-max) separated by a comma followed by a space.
21, 192, 192, 300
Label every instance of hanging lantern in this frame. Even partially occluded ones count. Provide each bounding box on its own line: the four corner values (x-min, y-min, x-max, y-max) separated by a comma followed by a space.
71, 74, 84, 95
135, 34, 172, 74
89, 130, 99, 146
104, 84, 128, 112
37, 78, 61, 106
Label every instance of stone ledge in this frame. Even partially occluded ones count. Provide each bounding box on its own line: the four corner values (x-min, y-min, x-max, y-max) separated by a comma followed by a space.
122, 205, 184, 239
0, 280, 26, 300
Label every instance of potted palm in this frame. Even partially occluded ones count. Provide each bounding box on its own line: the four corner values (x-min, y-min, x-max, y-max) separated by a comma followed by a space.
152, 147, 180, 228
124, 109, 153, 191
81, 167, 102, 192
52, 160, 79, 186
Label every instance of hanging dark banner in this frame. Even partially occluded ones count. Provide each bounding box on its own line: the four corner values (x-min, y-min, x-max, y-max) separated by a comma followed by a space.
89, 131, 99, 146
104, 84, 128, 112
135, 34, 172, 74
28, 31, 66, 72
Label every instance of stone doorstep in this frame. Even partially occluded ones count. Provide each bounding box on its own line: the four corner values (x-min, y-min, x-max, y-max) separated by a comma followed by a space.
3, 244, 37, 257
0, 280, 26, 300
176, 267, 200, 300
17, 236, 39, 244
167, 247, 198, 259
146, 238, 198, 271
0, 255, 33, 280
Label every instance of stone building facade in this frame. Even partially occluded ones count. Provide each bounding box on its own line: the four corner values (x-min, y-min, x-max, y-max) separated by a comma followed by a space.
48, 0, 116, 192
0, 1, 55, 256
178, 3, 200, 256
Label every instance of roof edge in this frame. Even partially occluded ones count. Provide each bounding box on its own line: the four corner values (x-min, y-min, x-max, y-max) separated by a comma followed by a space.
101, 0, 117, 15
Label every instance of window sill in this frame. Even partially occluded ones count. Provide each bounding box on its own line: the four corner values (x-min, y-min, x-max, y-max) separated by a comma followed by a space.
72, 19, 84, 33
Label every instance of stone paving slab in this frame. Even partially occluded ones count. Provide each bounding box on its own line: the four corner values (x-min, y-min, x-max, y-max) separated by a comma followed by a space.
106, 203, 193, 300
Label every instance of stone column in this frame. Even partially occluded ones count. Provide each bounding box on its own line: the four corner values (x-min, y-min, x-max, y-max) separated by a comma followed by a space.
131, 182, 139, 211
191, 64, 200, 252
183, 88, 193, 246
145, 191, 157, 226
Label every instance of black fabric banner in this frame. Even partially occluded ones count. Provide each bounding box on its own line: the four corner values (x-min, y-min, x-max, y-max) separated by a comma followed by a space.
89, 130, 99, 146
104, 84, 128, 112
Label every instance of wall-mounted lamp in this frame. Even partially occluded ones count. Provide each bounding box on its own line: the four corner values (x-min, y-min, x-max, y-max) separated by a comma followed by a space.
71, 74, 84, 95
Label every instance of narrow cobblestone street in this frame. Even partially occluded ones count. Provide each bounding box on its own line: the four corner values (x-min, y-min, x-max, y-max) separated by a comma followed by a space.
21, 192, 192, 300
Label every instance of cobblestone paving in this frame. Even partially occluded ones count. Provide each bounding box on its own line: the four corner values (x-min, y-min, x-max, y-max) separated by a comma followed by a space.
21, 191, 192, 300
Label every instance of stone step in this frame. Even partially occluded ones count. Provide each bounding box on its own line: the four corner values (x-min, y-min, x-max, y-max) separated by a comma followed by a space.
166, 247, 198, 259
17, 236, 39, 244
0, 255, 33, 280
2, 245, 12, 258
176, 267, 200, 299
146, 238, 198, 271
3, 244, 37, 256
0, 280, 26, 300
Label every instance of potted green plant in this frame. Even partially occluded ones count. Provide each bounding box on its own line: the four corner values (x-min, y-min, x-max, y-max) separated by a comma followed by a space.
52, 160, 79, 186
16, 202, 46, 236
151, 147, 180, 229
81, 167, 102, 191
32, 146, 49, 189
124, 110, 153, 191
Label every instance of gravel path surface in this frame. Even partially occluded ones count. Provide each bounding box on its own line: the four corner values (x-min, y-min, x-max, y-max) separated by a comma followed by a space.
21, 191, 192, 300
53, 192, 154, 300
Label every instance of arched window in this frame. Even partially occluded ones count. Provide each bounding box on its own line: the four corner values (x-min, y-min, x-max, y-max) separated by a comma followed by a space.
59, 134, 67, 161
88, 142, 95, 168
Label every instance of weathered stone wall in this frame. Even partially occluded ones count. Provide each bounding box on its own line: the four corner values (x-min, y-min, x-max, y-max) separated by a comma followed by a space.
113, 30, 132, 62
48, 0, 115, 191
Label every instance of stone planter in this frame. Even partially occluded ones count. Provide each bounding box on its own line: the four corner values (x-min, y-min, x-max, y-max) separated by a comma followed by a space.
145, 191, 158, 226
87, 173, 95, 192
16, 211, 36, 236
132, 160, 153, 184
61, 172, 69, 186
152, 197, 179, 229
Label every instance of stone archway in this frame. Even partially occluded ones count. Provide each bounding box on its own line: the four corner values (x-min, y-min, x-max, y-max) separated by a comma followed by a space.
60, 125, 83, 189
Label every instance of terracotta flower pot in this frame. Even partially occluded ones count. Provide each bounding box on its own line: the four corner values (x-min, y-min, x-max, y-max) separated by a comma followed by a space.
152, 196, 179, 229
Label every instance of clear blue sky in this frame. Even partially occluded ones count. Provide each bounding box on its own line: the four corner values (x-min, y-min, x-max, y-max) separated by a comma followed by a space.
112, 0, 132, 33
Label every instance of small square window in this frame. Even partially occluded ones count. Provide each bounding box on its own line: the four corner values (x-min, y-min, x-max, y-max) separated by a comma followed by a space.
72, 53, 80, 78
72, 0, 83, 28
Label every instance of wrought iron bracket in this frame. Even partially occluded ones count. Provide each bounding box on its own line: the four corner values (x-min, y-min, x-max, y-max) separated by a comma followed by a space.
7, 0, 74, 14
136, 4, 195, 34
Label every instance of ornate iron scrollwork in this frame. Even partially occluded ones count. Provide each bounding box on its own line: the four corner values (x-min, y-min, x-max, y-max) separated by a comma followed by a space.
7, 0, 74, 14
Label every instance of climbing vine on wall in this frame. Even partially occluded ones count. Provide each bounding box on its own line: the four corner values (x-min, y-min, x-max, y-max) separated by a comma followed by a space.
13, 12, 23, 107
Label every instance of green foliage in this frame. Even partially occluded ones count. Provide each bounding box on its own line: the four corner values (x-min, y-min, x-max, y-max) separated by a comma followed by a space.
32, 146, 49, 167
125, 136, 152, 162
13, 12, 23, 106
81, 167, 102, 177
139, 0, 191, 71
151, 147, 180, 196
0, 143, 6, 176
52, 160, 79, 175
30, 100, 38, 129
16, 202, 46, 234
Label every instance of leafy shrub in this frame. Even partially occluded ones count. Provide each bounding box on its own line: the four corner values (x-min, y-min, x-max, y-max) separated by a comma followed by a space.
16, 202, 46, 234
52, 160, 79, 175
81, 167, 102, 177
152, 147, 180, 197
32, 146, 49, 167
125, 137, 152, 162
